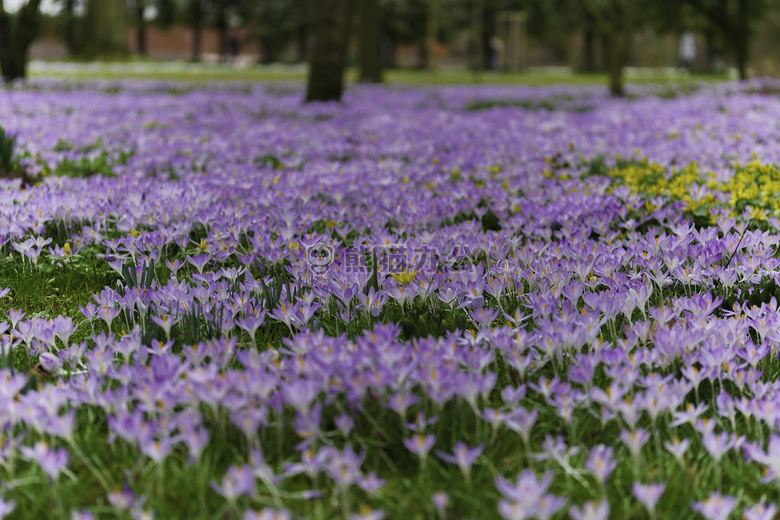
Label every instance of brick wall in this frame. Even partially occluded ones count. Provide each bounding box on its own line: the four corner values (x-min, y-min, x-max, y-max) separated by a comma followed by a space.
30, 25, 261, 62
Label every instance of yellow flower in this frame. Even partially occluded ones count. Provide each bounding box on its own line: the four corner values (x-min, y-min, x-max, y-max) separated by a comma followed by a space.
63, 243, 71, 255
391, 270, 417, 286
128, 229, 140, 237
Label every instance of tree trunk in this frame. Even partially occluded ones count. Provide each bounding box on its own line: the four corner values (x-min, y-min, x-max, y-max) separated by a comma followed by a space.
582, 0, 638, 96
305, 0, 351, 103
216, 5, 227, 61
735, 0, 749, 80
82, 0, 128, 58
417, 40, 426, 69
137, 0, 147, 55
0, 0, 42, 83
295, 24, 308, 63
359, 0, 382, 82
734, 40, 748, 80
425, 0, 438, 70
260, 37, 276, 64
190, 0, 202, 62
0, 51, 25, 83
192, 25, 201, 62
64, 0, 76, 55
704, 27, 715, 71
469, 0, 484, 74
293, 0, 309, 63
582, 28, 596, 72
607, 34, 624, 97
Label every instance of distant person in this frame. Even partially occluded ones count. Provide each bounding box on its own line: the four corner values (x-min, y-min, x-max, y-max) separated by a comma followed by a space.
679, 32, 697, 71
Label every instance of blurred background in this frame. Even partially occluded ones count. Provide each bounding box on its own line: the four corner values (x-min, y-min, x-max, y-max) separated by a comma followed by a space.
2, 0, 780, 94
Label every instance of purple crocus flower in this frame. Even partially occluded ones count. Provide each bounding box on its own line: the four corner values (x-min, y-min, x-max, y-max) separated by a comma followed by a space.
210, 465, 256, 503
432, 491, 449, 517
334, 413, 354, 437
535, 494, 568, 520
670, 402, 708, 427
20, 441, 69, 481
7, 308, 25, 329
501, 406, 538, 446
139, 436, 173, 465
620, 428, 649, 460
569, 500, 609, 520
742, 434, 780, 481
691, 492, 737, 520
349, 509, 385, 520
403, 434, 436, 463
0, 499, 14, 520
532, 435, 580, 465
702, 431, 737, 464
236, 311, 267, 346
357, 472, 385, 495
107, 485, 137, 511
743, 502, 777, 520
186, 253, 211, 274
664, 436, 691, 464
149, 313, 181, 342
243, 508, 291, 520
584, 444, 617, 487
322, 444, 365, 490
435, 442, 484, 480
281, 378, 320, 415
632, 482, 665, 514
495, 470, 565, 520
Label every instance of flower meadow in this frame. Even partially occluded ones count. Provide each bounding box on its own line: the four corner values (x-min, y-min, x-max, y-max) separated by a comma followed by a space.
0, 78, 780, 519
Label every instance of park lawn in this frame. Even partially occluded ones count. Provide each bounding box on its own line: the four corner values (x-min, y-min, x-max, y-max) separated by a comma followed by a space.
28, 60, 731, 86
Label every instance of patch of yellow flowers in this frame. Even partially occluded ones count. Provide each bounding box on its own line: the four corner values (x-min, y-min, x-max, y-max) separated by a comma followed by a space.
601, 157, 780, 221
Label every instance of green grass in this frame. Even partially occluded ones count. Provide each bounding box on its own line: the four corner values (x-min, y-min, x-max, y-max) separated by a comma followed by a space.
29, 62, 731, 87
0, 247, 114, 339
